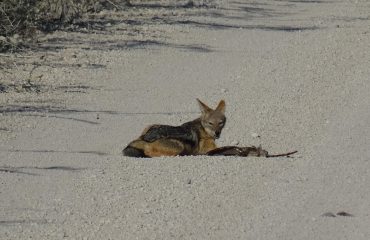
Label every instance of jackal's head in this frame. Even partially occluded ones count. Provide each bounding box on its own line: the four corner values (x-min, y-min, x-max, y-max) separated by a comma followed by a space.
197, 99, 226, 139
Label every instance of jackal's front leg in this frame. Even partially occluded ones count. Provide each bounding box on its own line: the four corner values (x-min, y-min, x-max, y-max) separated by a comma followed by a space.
197, 138, 217, 155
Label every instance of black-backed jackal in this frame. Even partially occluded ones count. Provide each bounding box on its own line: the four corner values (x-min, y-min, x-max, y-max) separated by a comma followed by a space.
123, 99, 226, 157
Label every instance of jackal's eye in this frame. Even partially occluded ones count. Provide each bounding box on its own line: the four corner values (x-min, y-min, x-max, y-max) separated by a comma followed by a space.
208, 122, 214, 126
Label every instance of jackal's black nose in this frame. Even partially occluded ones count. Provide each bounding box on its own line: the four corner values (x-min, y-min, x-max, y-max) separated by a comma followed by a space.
215, 131, 221, 138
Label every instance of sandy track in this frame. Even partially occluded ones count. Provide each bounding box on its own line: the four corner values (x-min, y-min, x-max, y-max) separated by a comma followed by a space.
1, 0, 370, 239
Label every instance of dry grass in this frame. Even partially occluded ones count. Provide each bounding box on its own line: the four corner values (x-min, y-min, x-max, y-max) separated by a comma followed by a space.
0, 0, 132, 52
0, 0, 219, 52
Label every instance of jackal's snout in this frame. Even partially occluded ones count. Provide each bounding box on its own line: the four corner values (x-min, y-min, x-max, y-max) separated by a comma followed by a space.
197, 98, 226, 139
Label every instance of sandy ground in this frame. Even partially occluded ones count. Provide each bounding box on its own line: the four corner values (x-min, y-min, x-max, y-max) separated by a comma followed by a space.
1, 0, 370, 239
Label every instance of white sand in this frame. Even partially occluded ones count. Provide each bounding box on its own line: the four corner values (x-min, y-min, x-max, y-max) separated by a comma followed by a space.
1, 0, 370, 239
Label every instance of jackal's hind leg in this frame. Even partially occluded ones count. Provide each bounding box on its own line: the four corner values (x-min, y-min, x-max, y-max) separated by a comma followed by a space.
143, 139, 187, 157
123, 138, 188, 158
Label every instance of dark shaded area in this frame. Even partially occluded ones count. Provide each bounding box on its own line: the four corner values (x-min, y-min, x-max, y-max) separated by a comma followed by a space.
0, 168, 39, 176
54, 84, 101, 93
156, 19, 319, 32
0, 79, 102, 94
0, 83, 8, 92
321, 211, 354, 217
0, 219, 48, 226
140, 0, 322, 32
0, 104, 197, 116
130, 1, 210, 9
179, 0, 323, 30
214, 3, 282, 19
0, 104, 197, 128
333, 16, 370, 23
231, 1, 270, 6
36, 166, 85, 171
34, 62, 106, 70
23, 114, 100, 125
0, 165, 86, 176
61, 18, 130, 32
6, 149, 108, 156
0, 82, 44, 93
80, 40, 213, 52
283, 0, 326, 3
11, 60, 106, 70
35, 38, 213, 53
321, 212, 336, 217
337, 211, 354, 217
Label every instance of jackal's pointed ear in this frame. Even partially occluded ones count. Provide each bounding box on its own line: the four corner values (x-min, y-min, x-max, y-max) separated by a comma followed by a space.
215, 100, 225, 113
197, 98, 212, 114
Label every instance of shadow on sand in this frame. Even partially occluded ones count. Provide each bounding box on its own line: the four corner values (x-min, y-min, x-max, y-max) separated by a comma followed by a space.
0, 219, 48, 226
0, 164, 87, 176
27, 0, 326, 53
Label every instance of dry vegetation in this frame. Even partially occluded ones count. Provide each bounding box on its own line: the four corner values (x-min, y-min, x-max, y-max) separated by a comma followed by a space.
0, 0, 217, 52
0, 0, 132, 52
